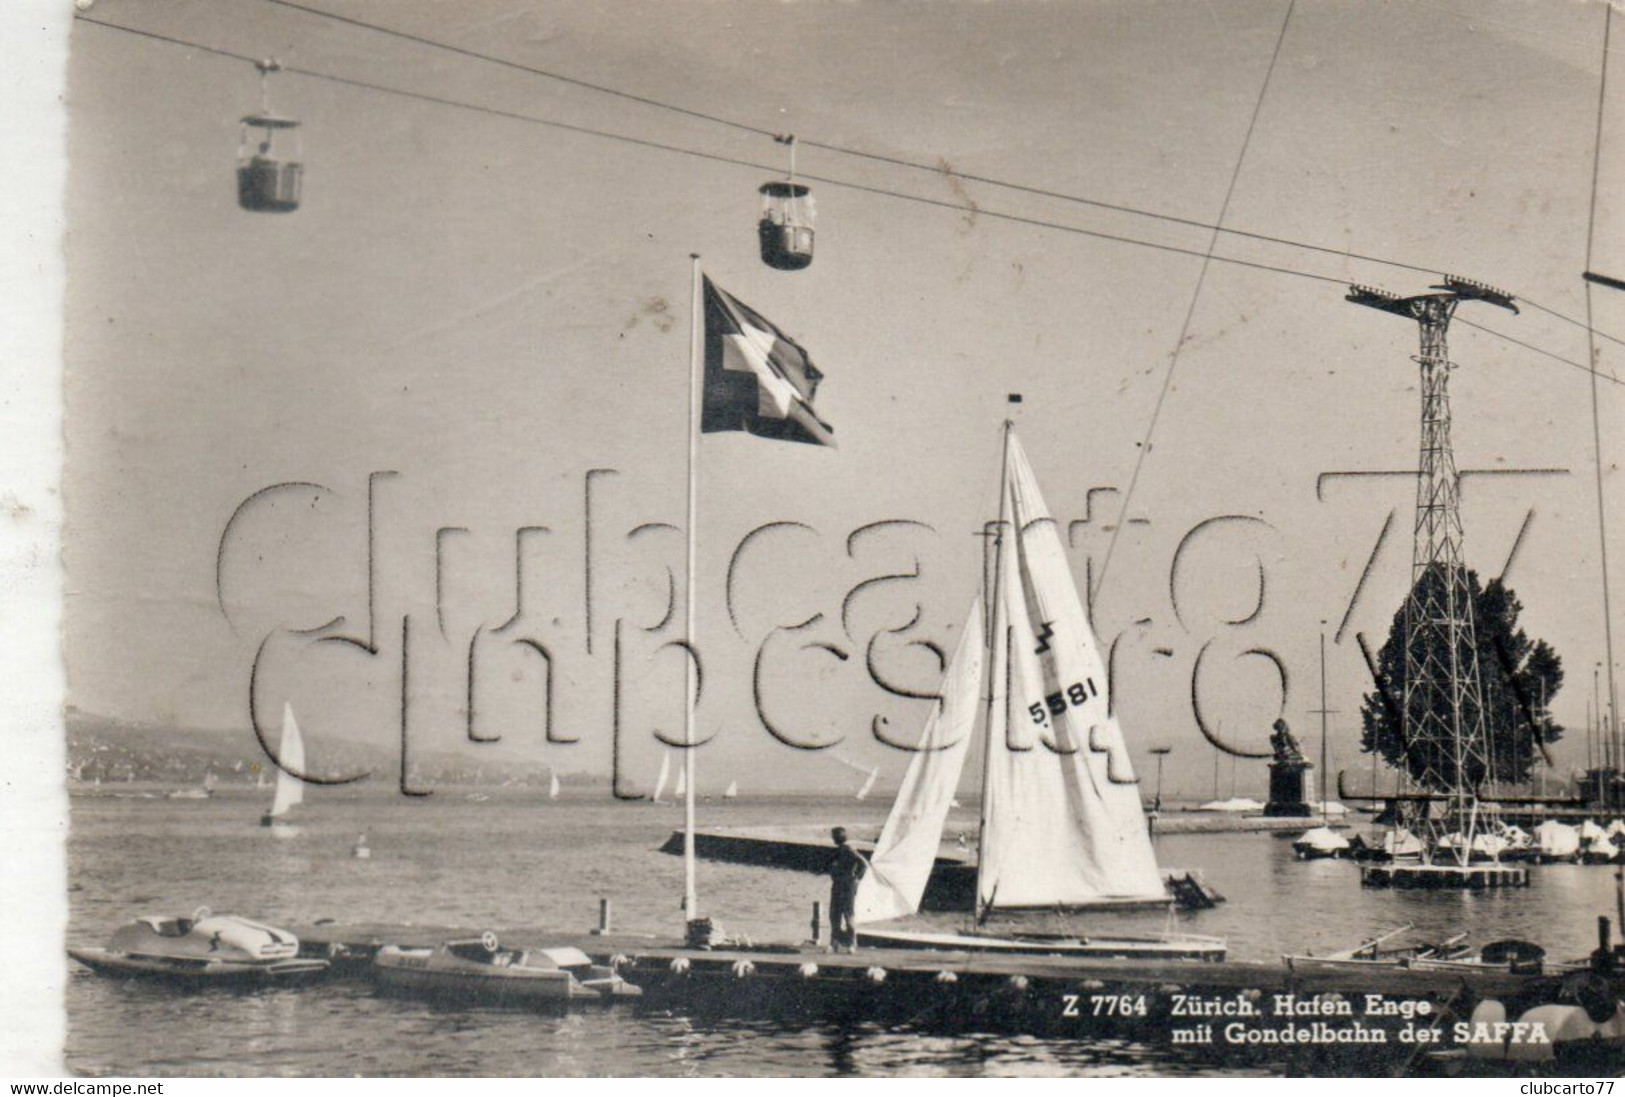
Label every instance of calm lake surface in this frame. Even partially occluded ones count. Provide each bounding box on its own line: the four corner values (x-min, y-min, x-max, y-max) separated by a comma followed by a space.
65, 788, 1620, 1077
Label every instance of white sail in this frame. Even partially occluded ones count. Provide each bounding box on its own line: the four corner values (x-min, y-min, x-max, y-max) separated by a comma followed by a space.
723, 780, 738, 799
855, 597, 985, 924
674, 760, 687, 799
548, 772, 561, 800
267, 702, 306, 819
855, 766, 880, 801
651, 752, 671, 803
978, 431, 1166, 911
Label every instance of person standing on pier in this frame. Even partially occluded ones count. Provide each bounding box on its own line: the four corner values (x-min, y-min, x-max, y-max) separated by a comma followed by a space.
826, 827, 869, 953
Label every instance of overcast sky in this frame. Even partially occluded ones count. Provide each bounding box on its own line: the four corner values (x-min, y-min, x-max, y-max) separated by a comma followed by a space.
63, 0, 1624, 796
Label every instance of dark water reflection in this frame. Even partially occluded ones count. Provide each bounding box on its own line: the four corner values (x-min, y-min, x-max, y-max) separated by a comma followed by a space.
66, 790, 1618, 1076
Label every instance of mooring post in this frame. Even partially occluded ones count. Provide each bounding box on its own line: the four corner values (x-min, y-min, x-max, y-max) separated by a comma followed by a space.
593, 897, 611, 936
810, 900, 822, 945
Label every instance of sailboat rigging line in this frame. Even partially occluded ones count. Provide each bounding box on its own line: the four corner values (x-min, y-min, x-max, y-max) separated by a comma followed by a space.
1582, 3, 1621, 782
75, 14, 1625, 388
1090, 0, 1296, 605
248, 0, 1625, 353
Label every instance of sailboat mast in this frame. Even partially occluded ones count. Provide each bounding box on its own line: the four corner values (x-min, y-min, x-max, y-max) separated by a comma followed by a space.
1319, 623, 1329, 826
682, 253, 702, 924
973, 420, 1014, 922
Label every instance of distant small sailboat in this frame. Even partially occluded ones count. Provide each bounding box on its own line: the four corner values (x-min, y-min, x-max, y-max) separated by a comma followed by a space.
723, 780, 738, 800
548, 772, 561, 800
674, 760, 687, 800
352, 833, 371, 859
651, 752, 672, 804
854, 767, 879, 801
260, 703, 305, 836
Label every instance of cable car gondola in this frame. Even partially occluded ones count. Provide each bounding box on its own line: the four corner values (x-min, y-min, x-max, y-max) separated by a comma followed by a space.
237, 59, 302, 213
758, 135, 813, 271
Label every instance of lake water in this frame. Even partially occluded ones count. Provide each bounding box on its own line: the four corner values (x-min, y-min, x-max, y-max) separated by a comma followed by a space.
65, 788, 1620, 1076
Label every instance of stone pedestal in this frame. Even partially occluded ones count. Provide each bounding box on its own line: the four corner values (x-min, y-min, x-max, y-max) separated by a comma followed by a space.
1264, 760, 1312, 817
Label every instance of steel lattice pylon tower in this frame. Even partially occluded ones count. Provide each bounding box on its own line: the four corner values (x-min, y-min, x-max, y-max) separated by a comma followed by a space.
1348, 277, 1519, 845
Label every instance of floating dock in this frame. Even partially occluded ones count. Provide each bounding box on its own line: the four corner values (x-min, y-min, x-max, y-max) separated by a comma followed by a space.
1360, 863, 1530, 889
284, 920, 1624, 1072
293, 919, 1576, 1019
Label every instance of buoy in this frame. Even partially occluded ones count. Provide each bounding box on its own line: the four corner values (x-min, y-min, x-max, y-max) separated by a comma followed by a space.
1081, 979, 1106, 991
1243, 988, 1263, 1001
864, 966, 888, 984
1008, 975, 1030, 991
669, 957, 690, 975
934, 971, 958, 984
797, 962, 819, 978
731, 960, 755, 978
1159, 984, 1184, 996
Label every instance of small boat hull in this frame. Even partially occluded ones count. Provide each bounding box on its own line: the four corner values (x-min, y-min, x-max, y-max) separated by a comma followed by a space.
854, 927, 1226, 961
68, 947, 328, 985
372, 942, 642, 1005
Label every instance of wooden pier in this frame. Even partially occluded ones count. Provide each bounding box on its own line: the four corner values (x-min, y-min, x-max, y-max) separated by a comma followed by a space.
661, 825, 1225, 910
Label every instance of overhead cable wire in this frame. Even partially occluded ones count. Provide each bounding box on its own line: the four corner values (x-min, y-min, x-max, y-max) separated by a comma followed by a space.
255, 0, 1625, 352
1092, 0, 1295, 603
74, 13, 1621, 392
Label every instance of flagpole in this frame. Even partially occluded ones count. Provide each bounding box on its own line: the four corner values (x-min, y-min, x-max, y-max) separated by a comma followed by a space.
683, 253, 702, 926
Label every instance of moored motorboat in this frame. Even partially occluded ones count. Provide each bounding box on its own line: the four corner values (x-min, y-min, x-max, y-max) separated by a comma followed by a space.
372, 933, 642, 1003
1582, 832, 1621, 865
1292, 825, 1350, 860
1532, 820, 1581, 863
67, 909, 327, 984
1349, 827, 1424, 863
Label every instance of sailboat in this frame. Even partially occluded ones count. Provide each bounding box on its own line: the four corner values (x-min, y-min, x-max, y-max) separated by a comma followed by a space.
723, 780, 738, 800
853, 427, 1225, 961
548, 772, 561, 801
259, 703, 305, 836
651, 752, 672, 804
674, 760, 687, 800
854, 767, 879, 801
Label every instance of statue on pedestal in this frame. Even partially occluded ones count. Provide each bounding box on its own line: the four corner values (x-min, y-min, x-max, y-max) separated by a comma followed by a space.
1264, 718, 1313, 817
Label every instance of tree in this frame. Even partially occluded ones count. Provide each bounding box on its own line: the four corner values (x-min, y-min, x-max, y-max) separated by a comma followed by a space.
1359, 569, 1563, 790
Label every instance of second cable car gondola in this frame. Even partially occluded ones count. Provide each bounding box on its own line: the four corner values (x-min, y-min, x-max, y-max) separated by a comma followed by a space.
757, 135, 813, 271
237, 59, 302, 214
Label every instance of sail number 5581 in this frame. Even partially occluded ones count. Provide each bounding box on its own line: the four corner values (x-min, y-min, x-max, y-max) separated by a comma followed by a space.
1028, 679, 1098, 725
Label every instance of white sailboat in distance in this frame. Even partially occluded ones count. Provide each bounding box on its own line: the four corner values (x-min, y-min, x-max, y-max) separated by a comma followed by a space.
548, 772, 561, 800
651, 752, 672, 804
260, 702, 305, 836
723, 780, 738, 800
853, 427, 1225, 960
854, 767, 880, 801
